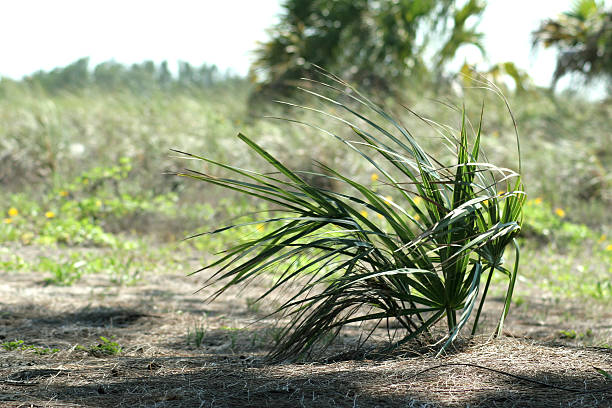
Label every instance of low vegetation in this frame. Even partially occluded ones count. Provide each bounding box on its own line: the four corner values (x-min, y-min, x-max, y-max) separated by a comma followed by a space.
0, 67, 610, 308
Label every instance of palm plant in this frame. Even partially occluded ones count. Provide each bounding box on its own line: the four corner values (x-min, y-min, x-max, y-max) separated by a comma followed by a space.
174, 72, 525, 361
532, 0, 612, 88
250, 0, 485, 96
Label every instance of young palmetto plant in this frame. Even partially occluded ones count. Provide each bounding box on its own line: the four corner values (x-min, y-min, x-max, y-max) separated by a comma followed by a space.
174, 72, 525, 361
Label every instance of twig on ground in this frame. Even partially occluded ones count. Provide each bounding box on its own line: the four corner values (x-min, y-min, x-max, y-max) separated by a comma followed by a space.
409, 363, 612, 394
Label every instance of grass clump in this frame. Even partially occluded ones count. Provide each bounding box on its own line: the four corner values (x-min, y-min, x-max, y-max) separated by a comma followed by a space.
40, 257, 87, 286
37, 253, 144, 286
176, 73, 525, 360
187, 321, 208, 348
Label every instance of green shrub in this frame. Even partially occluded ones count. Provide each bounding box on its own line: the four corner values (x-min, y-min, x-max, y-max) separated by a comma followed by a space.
76, 336, 122, 355
522, 198, 594, 244
38, 217, 118, 247
1, 340, 59, 355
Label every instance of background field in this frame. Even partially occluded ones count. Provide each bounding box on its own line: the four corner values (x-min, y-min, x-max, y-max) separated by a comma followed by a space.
1, 74, 610, 300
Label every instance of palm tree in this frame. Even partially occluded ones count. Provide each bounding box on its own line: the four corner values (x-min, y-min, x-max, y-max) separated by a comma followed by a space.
250, 0, 485, 97
533, 0, 612, 89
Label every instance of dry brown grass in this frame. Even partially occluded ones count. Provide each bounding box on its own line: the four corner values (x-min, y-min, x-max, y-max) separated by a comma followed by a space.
0, 246, 611, 407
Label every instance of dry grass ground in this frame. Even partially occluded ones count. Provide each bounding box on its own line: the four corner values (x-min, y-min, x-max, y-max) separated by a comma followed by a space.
0, 245, 611, 407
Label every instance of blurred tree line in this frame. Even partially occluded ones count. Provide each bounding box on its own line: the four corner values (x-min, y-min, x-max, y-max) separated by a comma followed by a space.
1, 58, 236, 94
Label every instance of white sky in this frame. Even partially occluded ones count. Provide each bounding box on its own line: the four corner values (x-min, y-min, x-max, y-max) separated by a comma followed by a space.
0, 0, 604, 87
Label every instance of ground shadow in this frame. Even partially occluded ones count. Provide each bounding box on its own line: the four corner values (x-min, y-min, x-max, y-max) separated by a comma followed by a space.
3, 351, 611, 407
1, 303, 157, 329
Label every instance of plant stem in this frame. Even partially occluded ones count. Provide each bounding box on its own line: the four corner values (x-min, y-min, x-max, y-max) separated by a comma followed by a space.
471, 264, 495, 335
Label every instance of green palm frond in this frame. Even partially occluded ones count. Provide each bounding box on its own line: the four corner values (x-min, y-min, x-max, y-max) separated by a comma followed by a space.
175, 71, 524, 361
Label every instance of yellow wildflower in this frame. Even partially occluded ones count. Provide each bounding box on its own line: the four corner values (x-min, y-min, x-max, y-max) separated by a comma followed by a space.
96, 200, 102, 207
414, 214, 421, 221
3, 218, 12, 224
606, 244, 612, 251
384, 196, 393, 205
534, 197, 543, 204
256, 223, 265, 232
413, 196, 422, 205
377, 213, 384, 219
20, 232, 34, 245
360, 210, 368, 218
59, 190, 69, 197
597, 234, 606, 243
554, 208, 566, 218
45, 211, 55, 219
8, 208, 18, 217
371, 173, 379, 182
